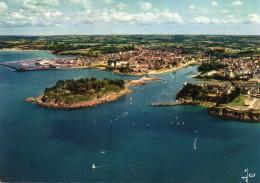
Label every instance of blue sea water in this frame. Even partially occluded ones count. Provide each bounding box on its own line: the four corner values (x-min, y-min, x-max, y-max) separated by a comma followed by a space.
0, 51, 260, 182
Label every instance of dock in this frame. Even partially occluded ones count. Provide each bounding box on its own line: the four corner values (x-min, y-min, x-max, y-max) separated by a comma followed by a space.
151, 102, 184, 106
0, 63, 18, 70
151, 101, 201, 106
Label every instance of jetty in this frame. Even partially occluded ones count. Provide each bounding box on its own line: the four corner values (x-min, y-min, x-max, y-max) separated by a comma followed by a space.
0, 63, 18, 70
151, 102, 185, 106
151, 101, 202, 106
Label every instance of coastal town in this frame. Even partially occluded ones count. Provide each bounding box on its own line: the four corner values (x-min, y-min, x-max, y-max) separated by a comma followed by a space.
1, 47, 199, 75
1, 35, 260, 122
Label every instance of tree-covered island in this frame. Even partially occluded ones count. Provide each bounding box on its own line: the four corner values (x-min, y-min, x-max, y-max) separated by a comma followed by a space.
37, 77, 130, 109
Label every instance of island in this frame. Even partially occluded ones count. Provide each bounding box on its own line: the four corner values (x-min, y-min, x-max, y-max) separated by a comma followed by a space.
175, 83, 260, 122
36, 77, 131, 109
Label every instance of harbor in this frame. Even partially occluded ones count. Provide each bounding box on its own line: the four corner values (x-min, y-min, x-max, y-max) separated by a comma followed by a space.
0, 58, 94, 71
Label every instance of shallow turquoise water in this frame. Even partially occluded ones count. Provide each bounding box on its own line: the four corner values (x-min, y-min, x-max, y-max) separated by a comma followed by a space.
0, 51, 259, 182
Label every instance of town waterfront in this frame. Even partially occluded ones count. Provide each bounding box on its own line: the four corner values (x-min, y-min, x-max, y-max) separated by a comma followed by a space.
0, 51, 260, 182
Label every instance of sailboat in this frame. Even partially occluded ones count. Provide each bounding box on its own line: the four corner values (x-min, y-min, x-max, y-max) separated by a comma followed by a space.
92, 163, 96, 169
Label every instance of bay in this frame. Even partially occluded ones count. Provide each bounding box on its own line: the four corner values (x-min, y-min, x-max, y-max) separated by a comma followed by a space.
0, 51, 259, 182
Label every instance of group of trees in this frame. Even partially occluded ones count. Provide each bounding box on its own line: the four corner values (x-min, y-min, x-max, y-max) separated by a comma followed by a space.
198, 61, 227, 73
100, 45, 135, 54
176, 83, 203, 101
176, 83, 241, 104
42, 77, 125, 104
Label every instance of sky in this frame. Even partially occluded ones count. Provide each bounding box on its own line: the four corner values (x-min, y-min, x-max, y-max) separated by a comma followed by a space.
0, 0, 259, 35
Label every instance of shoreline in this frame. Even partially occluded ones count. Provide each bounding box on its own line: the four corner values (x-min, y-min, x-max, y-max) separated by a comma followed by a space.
152, 99, 260, 122
208, 106, 260, 122
114, 60, 198, 76
36, 88, 131, 109
0, 48, 49, 52
151, 60, 198, 75
1, 49, 198, 76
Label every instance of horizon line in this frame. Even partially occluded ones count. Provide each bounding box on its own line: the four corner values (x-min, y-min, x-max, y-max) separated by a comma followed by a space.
0, 33, 260, 36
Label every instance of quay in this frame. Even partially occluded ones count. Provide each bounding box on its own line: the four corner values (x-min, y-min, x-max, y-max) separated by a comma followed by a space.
151, 101, 203, 106
151, 102, 185, 106
0, 63, 18, 70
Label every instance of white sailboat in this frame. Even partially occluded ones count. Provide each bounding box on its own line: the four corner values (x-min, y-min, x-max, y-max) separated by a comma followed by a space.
92, 163, 96, 169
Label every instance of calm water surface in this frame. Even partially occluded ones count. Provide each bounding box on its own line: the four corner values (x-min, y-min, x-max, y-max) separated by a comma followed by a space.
0, 51, 259, 182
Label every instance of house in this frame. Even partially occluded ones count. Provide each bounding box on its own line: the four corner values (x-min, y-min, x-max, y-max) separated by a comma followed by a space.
224, 69, 235, 78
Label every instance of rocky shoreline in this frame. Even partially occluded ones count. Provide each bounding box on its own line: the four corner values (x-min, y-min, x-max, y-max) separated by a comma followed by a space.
208, 107, 260, 122
36, 89, 131, 109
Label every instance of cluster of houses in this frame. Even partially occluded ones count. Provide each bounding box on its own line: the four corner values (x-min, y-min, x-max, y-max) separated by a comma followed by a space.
197, 82, 260, 110
35, 58, 80, 69
103, 48, 196, 73
203, 56, 260, 81
219, 57, 260, 78
34, 58, 106, 69
23, 47, 203, 73
198, 82, 236, 96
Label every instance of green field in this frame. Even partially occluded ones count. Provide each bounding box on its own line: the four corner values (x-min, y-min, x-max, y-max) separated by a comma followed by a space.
227, 94, 248, 106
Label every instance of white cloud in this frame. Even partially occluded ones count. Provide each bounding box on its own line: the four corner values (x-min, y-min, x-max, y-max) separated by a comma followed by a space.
37, 0, 59, 6
23, 0, 59, 7
221, 9, 228, 13
139, 1, 152, 11
227, 15, 235, 19
14, 0, 60, 12
1, 9, 69, 27
0, 2, 8, 12
231, 1, 242, 6
100, 0, 114, 5
159, 12, 183, 24
67, 0, 92, 9
211, 1, 217, 6
189, 5, 195, 10
190, 16, 210, 24
116, 2, 126, 10
211, 18, 220, 24
247, 14, 260, 23
223, 15, 242, 24
80, 9, 183, 25
190, 16, 219, 24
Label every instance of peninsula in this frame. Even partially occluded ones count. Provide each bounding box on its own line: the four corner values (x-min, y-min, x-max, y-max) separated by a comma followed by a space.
36, 77, 130, 109
175, 83, 260, 122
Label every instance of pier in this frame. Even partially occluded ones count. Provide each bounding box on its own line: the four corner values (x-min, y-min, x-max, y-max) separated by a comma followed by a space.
151, 101, 201, 106
151, 102, 185, 106
0, 63, 18, 70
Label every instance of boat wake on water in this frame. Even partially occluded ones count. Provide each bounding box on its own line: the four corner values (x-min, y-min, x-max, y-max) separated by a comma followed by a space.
193, 131, 198, 150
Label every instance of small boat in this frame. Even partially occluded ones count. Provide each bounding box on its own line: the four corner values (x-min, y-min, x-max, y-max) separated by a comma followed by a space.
101, 151, 105, 154
92, 163, 96, 169
182, 122, 185, 125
